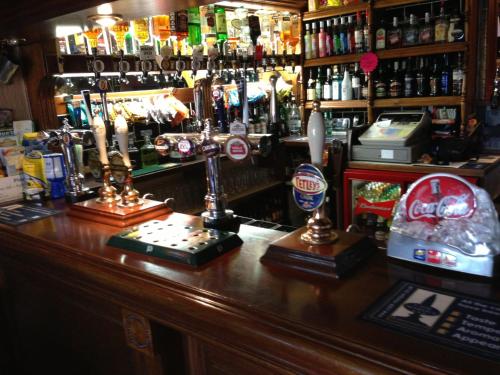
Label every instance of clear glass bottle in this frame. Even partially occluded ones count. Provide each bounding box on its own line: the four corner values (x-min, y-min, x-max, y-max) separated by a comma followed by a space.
387, 17, 402, 49
403, 14, 418, 46
434, 3, 449, 43
341, 66, 352, 100
332, 65, 341, 100
287, 97, 302, 135
452, 53, 464, 96
419, 12, 433, 44
323, 67, 332, 100
304, 23, 312, 59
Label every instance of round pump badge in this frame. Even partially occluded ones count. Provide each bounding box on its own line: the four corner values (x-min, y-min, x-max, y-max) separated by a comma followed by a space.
292, 164, 328, 212
225, 136, 250, 162
178, 139, 193, 156
405, 174, 477, 224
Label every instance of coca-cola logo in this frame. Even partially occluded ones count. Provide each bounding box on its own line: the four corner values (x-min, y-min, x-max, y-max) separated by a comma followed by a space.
405, 175, 476, 224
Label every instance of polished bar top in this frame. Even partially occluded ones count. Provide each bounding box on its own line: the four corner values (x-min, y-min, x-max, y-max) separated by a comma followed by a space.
1, 201, 499, 374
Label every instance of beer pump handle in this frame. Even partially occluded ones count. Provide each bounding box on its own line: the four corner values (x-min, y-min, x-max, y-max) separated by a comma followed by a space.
114, 114, 131, 168
92, 115, 110, 165
307, 100, 325, 168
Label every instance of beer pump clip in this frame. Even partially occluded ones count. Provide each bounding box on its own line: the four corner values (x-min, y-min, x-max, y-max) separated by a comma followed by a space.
388, 174, 500, 277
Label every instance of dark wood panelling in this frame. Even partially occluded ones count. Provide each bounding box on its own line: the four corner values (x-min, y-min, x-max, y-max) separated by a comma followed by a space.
0, 69, 31, 121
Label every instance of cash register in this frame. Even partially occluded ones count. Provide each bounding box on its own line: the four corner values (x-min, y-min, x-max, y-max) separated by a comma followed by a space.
352, 111, 431, 163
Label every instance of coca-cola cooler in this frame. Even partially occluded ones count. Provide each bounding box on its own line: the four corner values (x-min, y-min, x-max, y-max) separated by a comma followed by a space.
343, 168, 477, 248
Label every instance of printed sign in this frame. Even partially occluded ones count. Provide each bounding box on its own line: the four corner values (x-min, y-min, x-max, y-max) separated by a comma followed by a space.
139, 45, 155, 61
405, 174, 476, 224
292, 164, 327, 212
225, 136, 249, 162
363, 280, 500, 362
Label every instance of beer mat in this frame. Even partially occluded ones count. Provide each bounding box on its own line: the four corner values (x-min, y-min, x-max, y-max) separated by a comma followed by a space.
0, 203, 61, 225
361, 280, 500, 362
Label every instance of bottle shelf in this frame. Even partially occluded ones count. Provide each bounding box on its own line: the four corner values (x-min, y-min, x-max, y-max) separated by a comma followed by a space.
304, 53, 363, 67
376, 42, 467, 60
373, 96, 463, 108
303, 3, 369, 22
373, 0, 429, 9
305, 100, 367, 109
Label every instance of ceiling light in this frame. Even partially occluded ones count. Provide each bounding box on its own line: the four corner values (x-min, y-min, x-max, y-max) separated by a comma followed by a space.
56, 25, 84, 38
97, 3, 113, 15
88, 14, 123, 28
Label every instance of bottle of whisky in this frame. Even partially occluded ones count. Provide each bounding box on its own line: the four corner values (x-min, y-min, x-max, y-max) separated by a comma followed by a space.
403, 58, 416, 98
419, 12, 433, 45
434, 2, 449, 43
389, 60, 402, 98
416, 57, 429, 97
374, 64, 387, 98
387, 17, 402, 49
140, 135, 159, 168
375, 19, 386, 51
440, 54, 452, 96
429, 58, 441, 96
307, 70, 317, 100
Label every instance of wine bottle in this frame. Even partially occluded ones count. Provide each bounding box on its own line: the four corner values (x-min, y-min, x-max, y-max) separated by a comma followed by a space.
352, 63, 362, 100
363, 11, 370, 52
354, 12, 364, 53
325, 19, 333, 57
311, 22, 319, 58
315, 67, 323, 100
347, 15, 356, 54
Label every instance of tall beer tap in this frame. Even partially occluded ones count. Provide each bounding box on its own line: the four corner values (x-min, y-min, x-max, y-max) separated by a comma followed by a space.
301, 101, 337, 245
195, 77, 240, 232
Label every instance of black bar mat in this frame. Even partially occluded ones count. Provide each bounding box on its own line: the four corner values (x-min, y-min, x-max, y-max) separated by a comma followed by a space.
362, 280, 500, 362
0, 203, 61, 226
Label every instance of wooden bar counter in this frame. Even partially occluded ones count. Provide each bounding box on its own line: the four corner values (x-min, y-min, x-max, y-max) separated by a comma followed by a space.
0, 201, 499, 374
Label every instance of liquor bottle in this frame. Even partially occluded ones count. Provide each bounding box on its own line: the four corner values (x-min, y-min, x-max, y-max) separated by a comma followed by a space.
187, 7, 201, 46
404, 58, 416, 97
416, 57, 429, 97
318, 21, 327, 58
452, 53, 464, 96
354, 12, 364, 53
140, 135, 159, 168
429, 58, 441, 96
387, 17, 402, 49
341, 66, 353, 100
389, 60, 402, 98
111, 22, 130, 53
133, 18, 150, 46
347, 15, 356, 54
235, 7, 251, 49
249, 14, 261, 47
448, 9, 465, 43
434, 1, 449, 43
332, 65, 341, 101
352, 63, 362, 100
363, 11, 370, 52
374, 64, 387, 98
339, 17, 348, 54
361, 71, 369, 99
375, 19, 386, 50
152, 16, 171, 43
289, 14, 301, 54
325, 19, 333, 57
175, 10, 189, 41
288, 96, 302, 135
440, 54, 452, 96
333, 18, 341, 55
323, 67, 333, 100
304, 23, 312, 59
307, 70, 317, 101
311, 22, 318, 58
403, 14, 418, 46
374, 216, 388, 244
315, 67, 323, 100
419, 12, 433, 45
215, 6, 228, 41
128, 134, 141, 170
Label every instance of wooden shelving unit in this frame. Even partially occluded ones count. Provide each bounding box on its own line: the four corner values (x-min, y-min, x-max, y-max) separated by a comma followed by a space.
303, 3, 369, 21
305, 100, 367, 109
373, 96, 463, 108
301, 0, 475, 131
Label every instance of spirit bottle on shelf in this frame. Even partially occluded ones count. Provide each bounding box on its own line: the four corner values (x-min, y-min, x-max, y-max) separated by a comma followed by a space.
363, 11, 370, 52
440, 54, 452, 96
287, 96, 302, 135
307, 70, 317, 101
387, 16, 402, 49
452, 53, 464, 96
434, 2, 449, 43
140, 135, 159, 168
374, 64, 387, 98
347, 15, 355, 54
187, 7, 202, 46
332, 65, 341, 101
215, 6, 228, 42
175, 10, 189, 42
318, 21, 327, 58
352, 62, 362, 100
339, 17, 348, 55
389, 60, 402, 98
325, 19, 333, 57
311, 22, 319, 58
315, 67, 323, 100
304, 23, 312, 59
354, 12, 364, 53
419, 12, 433, 45
375, 19, 386, 50
323, 67, 333, 100
448, 9, 465, 43
333, 18, 341, 55
133, 18, 151, 46
111, 22, 130, 53
289, 14, 301, 54
429, 58, 441, 96
341, 66, 352, 101
403, 58, 416, 98
416, 57, 429, 97
403, 14, 418, 47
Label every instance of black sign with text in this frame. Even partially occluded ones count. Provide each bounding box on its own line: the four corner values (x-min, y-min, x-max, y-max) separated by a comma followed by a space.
362, 280, 500, 362
0, 204, 60, 225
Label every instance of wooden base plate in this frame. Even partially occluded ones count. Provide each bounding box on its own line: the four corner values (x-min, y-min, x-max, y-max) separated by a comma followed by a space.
68, 198, 172, 227
261, 227, 375, 279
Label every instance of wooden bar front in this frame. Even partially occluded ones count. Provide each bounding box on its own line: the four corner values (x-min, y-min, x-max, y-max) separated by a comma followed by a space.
1, 203, 499, 374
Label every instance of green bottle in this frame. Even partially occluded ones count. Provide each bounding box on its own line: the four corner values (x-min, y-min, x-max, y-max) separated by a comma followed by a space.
187, 7, 202, 46
215, 6, 228, 41
140, 135, 159, 168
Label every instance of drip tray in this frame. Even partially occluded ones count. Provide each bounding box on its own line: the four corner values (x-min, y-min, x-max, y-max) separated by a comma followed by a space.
107, 219, 242, 266
238, 217, 297, 233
